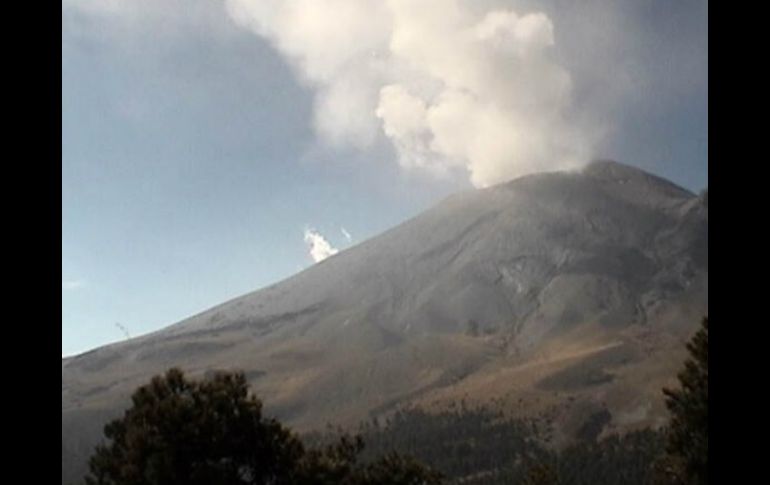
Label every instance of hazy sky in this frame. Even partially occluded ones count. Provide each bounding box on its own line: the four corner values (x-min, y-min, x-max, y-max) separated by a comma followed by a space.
62, 0, 707, 357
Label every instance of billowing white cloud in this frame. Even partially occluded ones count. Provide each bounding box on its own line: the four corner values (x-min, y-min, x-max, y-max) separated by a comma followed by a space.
225, 0, 594, 187
303, 228, 339, 263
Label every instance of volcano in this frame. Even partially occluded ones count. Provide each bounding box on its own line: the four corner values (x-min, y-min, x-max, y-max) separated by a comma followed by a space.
62, 160, 707, 483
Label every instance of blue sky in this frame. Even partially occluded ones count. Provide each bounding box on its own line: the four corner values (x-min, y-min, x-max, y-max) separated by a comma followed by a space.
62, 0, 707, 357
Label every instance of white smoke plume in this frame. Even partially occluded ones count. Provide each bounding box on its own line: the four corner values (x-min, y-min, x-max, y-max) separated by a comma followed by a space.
225, 0, 593, 187
304, 228, 339, 263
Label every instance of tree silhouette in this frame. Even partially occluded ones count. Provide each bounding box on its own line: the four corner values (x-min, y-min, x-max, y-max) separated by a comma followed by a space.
85, 368, 303, 485
521, 462, 559, 485
85, 368, 441, 485
661, 316, 708, 485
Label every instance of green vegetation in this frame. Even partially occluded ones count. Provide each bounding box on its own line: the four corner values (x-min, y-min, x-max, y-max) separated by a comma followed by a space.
85, 368, 441, 485
659, 316, 708, 485
84, 316, 707, 484
314, 315, 708, 484
314, 405, 664, 485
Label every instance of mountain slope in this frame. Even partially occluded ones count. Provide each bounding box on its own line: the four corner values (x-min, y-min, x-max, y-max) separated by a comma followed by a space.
62, 160, 707, 483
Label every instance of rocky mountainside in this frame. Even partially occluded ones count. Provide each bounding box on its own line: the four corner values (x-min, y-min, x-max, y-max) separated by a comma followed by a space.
62, 160, 707, 484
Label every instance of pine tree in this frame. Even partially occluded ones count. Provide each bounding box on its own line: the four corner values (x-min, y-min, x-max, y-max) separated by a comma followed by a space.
521, 462, 559, 485
662, 316, 708, 485
85, 368, 441, 485
85, 368, 304, 485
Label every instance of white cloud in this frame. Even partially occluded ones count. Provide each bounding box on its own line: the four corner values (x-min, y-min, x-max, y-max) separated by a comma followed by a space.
303, 228, 339, 263
225, 0, 595, 187
65, 0, 705, 188
62, 279, 85, 291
